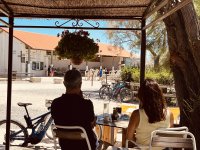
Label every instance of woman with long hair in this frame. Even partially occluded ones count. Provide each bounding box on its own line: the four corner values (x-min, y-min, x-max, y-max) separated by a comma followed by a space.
126, 78, 174, 148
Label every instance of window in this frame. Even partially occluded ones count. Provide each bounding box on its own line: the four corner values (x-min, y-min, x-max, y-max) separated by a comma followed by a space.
46, 51, 56, 55
32, 62, 44, 70
40, 62, 44, 70
21, 57, 25, 63
32, 62, 36, 70
46, 51, 51, 55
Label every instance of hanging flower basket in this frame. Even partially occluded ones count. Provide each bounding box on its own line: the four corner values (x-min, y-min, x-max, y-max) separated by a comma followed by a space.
70, 57, 83, 65
55, 30, 99, 65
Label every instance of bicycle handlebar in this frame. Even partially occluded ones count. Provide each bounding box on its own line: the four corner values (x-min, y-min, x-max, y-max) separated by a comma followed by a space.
45, 99, 53, 109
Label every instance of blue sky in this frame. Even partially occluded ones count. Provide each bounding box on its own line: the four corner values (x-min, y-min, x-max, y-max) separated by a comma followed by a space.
11, 18, 110, 44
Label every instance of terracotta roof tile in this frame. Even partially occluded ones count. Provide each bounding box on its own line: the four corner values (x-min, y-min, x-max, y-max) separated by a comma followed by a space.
1, 28, 138, 58
2, 28, 59, 51
97, 43, 138, 58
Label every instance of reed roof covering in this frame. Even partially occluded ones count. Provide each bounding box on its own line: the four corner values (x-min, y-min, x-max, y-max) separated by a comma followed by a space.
0, 0, 151, 19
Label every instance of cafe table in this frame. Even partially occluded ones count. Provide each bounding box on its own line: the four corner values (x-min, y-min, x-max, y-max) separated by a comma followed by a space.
96, 115, 129, 145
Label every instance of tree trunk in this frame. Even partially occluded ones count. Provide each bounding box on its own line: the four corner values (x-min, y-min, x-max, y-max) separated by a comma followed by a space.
154, 55, 160, 71
163, 3, 200, 149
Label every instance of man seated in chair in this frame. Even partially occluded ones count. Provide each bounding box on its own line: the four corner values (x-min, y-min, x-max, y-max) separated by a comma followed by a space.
51, 70, 97, 150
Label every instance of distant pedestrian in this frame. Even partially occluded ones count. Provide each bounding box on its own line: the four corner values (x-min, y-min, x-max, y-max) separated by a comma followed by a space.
99, 68, 103, 77
48, 65, 51, 76
50, 65, 55, 77
99, 68, 103, 81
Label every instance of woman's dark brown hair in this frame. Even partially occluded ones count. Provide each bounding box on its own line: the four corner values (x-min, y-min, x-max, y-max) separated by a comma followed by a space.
138, 78, 166, 123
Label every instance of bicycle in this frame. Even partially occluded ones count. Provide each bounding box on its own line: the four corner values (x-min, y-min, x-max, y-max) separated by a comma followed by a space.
99, 81, 133, 102
99, 82, 111, 99
0, 101, 103, 147
0, 101, 54, 147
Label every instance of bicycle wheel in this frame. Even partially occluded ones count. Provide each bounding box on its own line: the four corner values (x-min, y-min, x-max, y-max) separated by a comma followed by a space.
0, 120, 28, 146
99, 86, 111, 100
120, 88, 133, 102
99, 86, 106, 99
45, 114, 54, 140
113, 88, 122, 102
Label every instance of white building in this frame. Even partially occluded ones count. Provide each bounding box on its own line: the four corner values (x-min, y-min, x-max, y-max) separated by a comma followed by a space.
0, 28, 139, 77
0, 28, 58, 77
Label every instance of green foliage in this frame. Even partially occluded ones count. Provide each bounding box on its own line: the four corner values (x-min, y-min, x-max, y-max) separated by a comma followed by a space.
121, 66, 173, 85
146, 68, 173, 85
121, 67, 134, 82
55, 30, 99, 61
106, 20, 169, 69
194, 0, 200, 16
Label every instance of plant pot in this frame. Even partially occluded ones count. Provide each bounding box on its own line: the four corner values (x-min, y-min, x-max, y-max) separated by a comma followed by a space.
70, 57, 83, 65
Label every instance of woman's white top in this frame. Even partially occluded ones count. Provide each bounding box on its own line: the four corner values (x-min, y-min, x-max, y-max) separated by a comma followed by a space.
135, 109, 171, 150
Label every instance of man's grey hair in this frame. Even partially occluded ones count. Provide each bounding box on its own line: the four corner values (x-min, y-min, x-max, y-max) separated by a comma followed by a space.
64, 70, 82, 89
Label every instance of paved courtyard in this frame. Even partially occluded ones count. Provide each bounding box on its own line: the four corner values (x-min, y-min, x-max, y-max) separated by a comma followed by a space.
0, 77, 135, 150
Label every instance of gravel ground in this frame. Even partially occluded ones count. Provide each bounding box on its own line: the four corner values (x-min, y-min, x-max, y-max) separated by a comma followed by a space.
0, 77, 128, 150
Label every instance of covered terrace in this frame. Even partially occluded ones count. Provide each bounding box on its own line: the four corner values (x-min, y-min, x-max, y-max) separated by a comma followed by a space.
0, 0, 193, 149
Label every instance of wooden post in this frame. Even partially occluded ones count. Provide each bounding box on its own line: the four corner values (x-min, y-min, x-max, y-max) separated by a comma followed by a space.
91, 71, 94, 86
6, 15, 14, 150
140, 20, 146, 86
50, 50, 53, 65
27, 48, 31, 76
100, 55, 103, 69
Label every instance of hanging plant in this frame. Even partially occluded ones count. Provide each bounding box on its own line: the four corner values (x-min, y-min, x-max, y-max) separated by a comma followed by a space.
55, 30, 99, 65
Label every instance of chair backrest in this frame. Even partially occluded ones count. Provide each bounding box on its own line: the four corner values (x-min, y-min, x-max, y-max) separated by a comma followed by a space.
52, 125, 92, 150
160, 126, 188, 132
125, 126, 189, 150
149, 130, 196, 150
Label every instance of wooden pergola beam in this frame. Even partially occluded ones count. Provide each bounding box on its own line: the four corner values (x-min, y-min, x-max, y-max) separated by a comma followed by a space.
0, 17, 9, 26
0, 25, 142, 30
143, 0, 169, 19
0, 7, 9, 16
0, 0, 13, 14
143, 0, 192, 30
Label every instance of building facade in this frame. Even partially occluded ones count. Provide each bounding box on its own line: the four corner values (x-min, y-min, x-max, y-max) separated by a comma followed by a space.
0, 28, 139, 77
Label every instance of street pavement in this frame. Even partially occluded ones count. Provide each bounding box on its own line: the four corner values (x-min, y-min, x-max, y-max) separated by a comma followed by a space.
0, 77, 132, 150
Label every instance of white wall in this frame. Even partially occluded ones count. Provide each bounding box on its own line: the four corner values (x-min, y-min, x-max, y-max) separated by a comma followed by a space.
0, 30, 7, 73
30, 49, 48, 76
52, 59, 100, 71
0, 30, 23, 74
101, 56, 121, 70
0, 30, 48, 77
52, 56, 122, 72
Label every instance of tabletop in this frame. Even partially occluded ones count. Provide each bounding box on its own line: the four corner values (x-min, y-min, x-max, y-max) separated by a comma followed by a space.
96, 114, 130, 145
96, 115, 129, 128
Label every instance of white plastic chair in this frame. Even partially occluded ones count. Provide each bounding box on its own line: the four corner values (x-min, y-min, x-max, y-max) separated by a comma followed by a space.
149, 129, 196, 150
125, 126, 189, 150
161, 126, 188, 132
153, 126, 189, 150
106, 146, 129, 150
51, 125, 92, 150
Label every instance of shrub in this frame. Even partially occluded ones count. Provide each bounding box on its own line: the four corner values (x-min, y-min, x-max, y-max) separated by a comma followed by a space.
121, 66, 173, 85
121, 67, 134, 82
